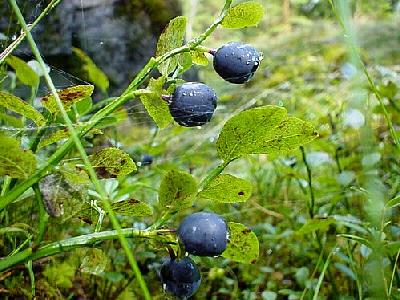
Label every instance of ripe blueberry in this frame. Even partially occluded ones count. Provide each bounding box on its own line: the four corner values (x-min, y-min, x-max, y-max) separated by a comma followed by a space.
177, 212, 228, 256
160, 257, 201, 298
140, 154, 153, 166
168, 82, 217, 127
213, 42, 261, 84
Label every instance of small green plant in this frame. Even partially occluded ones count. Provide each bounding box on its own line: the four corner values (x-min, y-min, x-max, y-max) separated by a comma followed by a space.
0, 0, 319, 298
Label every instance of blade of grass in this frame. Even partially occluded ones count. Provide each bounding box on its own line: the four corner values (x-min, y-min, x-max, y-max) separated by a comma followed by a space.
313, 247, 336, 300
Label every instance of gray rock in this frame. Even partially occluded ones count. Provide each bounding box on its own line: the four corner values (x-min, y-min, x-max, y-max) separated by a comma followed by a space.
0, 0, 181, 94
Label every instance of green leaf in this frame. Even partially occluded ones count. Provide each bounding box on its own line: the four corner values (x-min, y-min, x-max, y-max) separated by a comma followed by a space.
112, 199, 153, 217
190, 50, 209, 66
6, 55, 39, 87
222, 1, 265, 29
0, 113, 23, 128
158, 170, 197, 210
59, 163, 90, 185
156, 16, 187, 75
80, 248, 109, 275
0, 135, 36, 178
199, 174, 252, 203
178, 52, 193, 73
41, 85, 94, 114
73, 47, 109, 92
90, 147, 136, 177
76, 96, 93, 116
0, 91, 45, 126
37, 129, 70, 150
140, 76, 173, 128
216, 105, 318, 162
222, 222, 259, 264
297, 219, 336, 235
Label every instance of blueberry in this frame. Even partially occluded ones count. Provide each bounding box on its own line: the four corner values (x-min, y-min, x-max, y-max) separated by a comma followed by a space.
169, 82, 217, 127
213, 42, 261, 84
160, 257, 201, 298
177, 212, 228, 256
141, 154, 153, 166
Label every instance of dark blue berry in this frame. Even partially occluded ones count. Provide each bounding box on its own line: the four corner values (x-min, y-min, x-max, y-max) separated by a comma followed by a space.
141, 154, 153, 166
169, 82, 217, 127
177, 212, 228, 256
160, 257, 201, 298
213, 42, 261, 84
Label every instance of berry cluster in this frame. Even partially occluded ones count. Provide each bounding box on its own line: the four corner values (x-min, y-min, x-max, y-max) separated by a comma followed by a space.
160, 42, 260, 298
160, 212, 228, 298
166, 42, 261, 127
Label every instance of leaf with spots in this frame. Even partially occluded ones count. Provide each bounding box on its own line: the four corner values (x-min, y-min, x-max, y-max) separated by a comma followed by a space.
156, 16, 187, 75
6, 55, 39, 87
89, 147, 136, 178
80, 248, 110, 275
199, 174, 252, 203
73, 47, 109, 92
216, 105, 318, 162
0, 91, 45, 126
158, 170, 197, 210
140, 76, 173, 128
111, 199, 153, 217
222, 1, 265, 29
222, 222, 259, 264
0, 135, 36, 179
41, 85, 94, 114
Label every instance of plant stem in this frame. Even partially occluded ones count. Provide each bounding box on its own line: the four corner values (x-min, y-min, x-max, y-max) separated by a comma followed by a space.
198, 160, 231, 191
33, 184, 47, 243
300, 146, 315, 219
0, 228, 165, 272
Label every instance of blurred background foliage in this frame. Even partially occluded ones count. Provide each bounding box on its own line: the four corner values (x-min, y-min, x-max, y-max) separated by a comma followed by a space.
1, 0, 400, 299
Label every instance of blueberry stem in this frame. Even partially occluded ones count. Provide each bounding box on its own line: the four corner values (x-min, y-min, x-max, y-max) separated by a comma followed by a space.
208, 49, 217, 56
161, 95, 172, 103
166, 245, 176, 260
